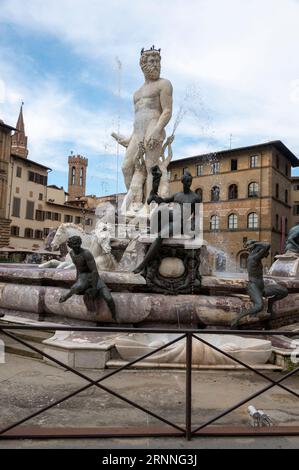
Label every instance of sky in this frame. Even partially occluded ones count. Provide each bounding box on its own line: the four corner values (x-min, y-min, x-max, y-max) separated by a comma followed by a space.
1, 0, 299, 196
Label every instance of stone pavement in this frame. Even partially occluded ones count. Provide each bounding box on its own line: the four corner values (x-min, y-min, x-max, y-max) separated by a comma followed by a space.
0, 353, 298, 449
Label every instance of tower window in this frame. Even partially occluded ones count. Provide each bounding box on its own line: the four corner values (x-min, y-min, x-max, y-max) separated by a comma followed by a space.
71, 167, 76, 185
80, 167, 84, 186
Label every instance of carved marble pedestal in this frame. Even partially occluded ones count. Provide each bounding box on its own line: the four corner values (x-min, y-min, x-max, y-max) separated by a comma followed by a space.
138, 237, 203, 294
269, 251, 299, 277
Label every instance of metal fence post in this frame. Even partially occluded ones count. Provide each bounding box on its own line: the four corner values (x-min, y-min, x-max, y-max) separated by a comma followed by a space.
185, 332, 193, 440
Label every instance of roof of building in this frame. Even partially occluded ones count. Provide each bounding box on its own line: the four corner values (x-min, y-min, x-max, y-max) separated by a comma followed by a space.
45, 201, 94, 213
11, 153, 52, 171
48, 184, 65, 190
0, 120, 16, 132
168, 140, 299, 168
15, 104, 25, 134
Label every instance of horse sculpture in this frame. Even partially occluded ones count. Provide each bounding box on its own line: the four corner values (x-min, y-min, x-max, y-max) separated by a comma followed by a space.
39, 223, 118, 271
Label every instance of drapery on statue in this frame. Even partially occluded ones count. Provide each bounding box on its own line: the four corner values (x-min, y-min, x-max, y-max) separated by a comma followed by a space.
59, 235, 117, 321
231, 240, 288, 327
112, 46, 173, 200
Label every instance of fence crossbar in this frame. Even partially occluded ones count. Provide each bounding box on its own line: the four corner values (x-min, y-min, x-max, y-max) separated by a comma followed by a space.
0, 330, 186, 436
192, 362, 299, 434
192, 334, 299, 398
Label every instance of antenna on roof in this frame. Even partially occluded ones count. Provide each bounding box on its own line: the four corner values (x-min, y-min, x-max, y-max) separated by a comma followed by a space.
229, 133, 233, 149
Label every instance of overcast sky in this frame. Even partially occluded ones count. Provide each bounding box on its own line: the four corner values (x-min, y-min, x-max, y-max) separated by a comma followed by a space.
1, 0, 299, 195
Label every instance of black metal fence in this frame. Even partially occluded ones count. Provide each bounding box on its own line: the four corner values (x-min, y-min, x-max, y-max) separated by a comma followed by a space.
0, 325, 298, 440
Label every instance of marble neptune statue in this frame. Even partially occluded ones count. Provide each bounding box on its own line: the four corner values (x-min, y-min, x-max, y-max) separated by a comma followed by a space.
112, 46, 173, 203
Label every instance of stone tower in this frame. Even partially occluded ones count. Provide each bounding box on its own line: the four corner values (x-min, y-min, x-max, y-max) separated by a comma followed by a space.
11, 103, 28, 158
68, 154, 88, 199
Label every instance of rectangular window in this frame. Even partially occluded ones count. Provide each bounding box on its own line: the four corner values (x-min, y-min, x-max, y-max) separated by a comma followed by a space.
250, 155, 258, 168
211, 162, 220, 174
35, 230, 43, 240
16, 166, 22, 178
54, 212, 61, 221
182, 167, 189, 175
43, 228, 50, 237
27, 171, 48, 186
75, 216, 81, 224
12, 197, 21, 217
231, 159, 238, 171
28, 171, 35, 182
24, 228, 33, 238
294, 184, 299, 191
197, 164, 203, 176
293, 205, 299, 215
10, 226, 20, 237
26, 201, 35, 220
39, 193, 43, 201
45, 211, 52, 220
35, 210, 44, 221
64, 214, 73, 223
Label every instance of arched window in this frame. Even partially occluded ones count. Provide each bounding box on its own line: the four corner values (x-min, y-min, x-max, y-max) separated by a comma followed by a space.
195, 188, 203, 202
211, 186, 220, 202
248, 212, 258, 229
248, 182, 259, 197
240, 253, 249, 270
210, 215, 219, 231
228, 213, 238, 230
80, 167, 84, 186
71, 167, 76, 185
228, 184, 238, 200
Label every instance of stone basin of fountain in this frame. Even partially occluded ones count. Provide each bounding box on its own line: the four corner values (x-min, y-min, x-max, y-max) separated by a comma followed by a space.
1, 264, 299, 328
114, 333, 272, 365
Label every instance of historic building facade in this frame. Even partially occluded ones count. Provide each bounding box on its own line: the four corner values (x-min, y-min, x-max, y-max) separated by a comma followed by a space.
169, 141, 299, 271
0, 119, 15, 247
5, 107, 95, 251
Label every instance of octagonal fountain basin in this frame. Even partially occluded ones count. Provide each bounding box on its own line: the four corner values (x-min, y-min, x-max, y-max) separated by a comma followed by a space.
114, 333, 272, 366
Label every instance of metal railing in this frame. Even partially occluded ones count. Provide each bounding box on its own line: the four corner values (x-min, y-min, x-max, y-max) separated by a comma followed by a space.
0, 324, 298, 440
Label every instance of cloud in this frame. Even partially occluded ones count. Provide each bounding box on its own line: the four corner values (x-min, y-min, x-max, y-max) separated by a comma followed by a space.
1, 0, 299, 193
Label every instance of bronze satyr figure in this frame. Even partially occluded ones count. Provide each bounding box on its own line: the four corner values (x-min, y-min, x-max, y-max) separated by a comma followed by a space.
231, 240, 288, 327
59, 235, 116, 320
